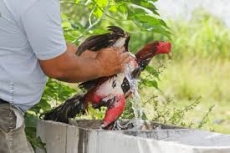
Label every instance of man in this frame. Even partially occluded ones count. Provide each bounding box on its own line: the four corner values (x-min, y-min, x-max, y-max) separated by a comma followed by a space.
0, 0, 131, 152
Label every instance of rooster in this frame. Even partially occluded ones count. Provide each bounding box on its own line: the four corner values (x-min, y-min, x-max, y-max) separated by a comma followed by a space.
42, 26, 171, 129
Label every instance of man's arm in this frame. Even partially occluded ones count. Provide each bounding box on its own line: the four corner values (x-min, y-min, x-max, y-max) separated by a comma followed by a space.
39, 44, 130, 83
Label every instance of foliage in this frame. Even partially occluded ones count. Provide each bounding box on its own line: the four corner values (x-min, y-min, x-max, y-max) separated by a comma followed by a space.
169, 10, 230, 60
159, 10, 230, 133
60, 0, 170, 43
143, 96, 214, 129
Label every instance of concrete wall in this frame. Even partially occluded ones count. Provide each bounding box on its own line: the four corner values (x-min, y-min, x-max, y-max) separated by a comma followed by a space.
36, 120, 230, 153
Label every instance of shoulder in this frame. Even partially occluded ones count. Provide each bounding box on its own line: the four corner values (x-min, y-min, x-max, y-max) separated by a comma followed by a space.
4, 0, 60, 21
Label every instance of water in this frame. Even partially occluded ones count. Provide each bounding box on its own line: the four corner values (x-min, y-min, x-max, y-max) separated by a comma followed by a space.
124, 57, 143, 129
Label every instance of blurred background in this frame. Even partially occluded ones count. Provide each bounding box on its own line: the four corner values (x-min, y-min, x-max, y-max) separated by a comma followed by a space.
154, 0, 230, 133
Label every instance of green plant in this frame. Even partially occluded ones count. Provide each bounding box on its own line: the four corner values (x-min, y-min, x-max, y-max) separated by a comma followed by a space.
60, 0, 170, 45
140, 93, 214, 130
169, 10, 230, 60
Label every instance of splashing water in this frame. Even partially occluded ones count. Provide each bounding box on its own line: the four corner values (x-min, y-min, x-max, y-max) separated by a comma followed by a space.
124, 54, 143, 129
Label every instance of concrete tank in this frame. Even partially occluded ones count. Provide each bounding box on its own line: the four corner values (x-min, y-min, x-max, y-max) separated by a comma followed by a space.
36, 120, 230, 153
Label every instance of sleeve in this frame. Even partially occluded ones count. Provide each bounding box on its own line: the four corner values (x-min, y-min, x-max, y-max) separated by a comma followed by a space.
21, 0, 67, 60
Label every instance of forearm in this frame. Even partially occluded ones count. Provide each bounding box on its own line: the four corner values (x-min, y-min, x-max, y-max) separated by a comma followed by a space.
55, 51, 102, 82
39, 44, 129, 83
39, 50, 102, 83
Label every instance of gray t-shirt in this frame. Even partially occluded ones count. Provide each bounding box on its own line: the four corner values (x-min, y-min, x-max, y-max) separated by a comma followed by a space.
0, 0, 67, 111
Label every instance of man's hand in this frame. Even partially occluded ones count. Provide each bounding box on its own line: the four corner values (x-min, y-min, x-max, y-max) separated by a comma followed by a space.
39, 44, 131, 83
68, 43, 132, 77
95, 47, 131, 77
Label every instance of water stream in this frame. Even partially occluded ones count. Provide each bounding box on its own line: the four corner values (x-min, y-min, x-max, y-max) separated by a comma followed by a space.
124, 58, 143, 130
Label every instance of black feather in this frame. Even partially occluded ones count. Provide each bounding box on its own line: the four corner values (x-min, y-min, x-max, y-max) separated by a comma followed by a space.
40, 94, 86, 123
78, 26, 130, 90
76, 34, 111, 56
76, 26, 129, 56
79, 80, 97, 90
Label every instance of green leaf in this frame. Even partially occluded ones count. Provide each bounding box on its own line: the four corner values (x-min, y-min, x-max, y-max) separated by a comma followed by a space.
141, 112, 148, 120
91, 0, 108, 18
141, 78, 158, 89
24, 113, 38, 128
71, 22, 83, 30
126, 6, 170, 38
75, 0, 81, 3
130, 0, 159, 15
145, 66, 160, 79
114, 2, 129, 13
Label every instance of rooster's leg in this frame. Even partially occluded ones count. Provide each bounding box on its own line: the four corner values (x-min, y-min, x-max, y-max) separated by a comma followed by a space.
109, 120, 134, 130
101, 95, 126, 129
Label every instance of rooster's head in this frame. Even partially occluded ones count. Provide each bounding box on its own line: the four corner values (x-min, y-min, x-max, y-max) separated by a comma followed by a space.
135, 41, 171, 71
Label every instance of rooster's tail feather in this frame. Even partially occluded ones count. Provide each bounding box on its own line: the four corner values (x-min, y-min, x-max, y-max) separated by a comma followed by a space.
40, 94, 86, 124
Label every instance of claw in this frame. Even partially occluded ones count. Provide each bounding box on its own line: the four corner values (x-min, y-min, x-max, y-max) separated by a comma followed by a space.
101, 120, 134, 130
113, 120, 134, 130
